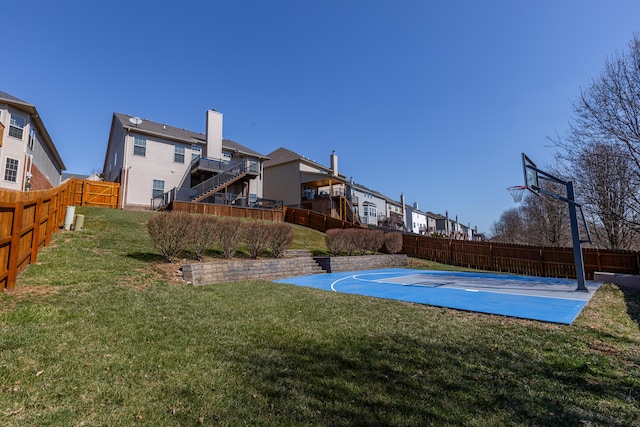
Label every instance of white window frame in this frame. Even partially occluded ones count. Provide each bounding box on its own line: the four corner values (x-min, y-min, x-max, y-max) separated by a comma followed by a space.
191, 145, 202, 161
133, 136, 146, 156
28, 128, 36, 150
174, 145, 185, 163
9, 113, 26, 139
4, 158, 19, 182
152, 179, 164, 198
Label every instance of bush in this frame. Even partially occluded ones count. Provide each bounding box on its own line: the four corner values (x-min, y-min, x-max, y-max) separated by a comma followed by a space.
351, 229, 369, 255
147, 211, 195, 262
366, 230, 386, 254
189, 215, 219, 261
269, 223, 294, 257
384, 232, 403, 254
219, 218, 245, 259
325, 228, 346, 256
245, 221, 273, 259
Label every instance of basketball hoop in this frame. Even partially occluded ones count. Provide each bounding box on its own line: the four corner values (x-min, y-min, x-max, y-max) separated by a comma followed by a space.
507, 185, 527, 203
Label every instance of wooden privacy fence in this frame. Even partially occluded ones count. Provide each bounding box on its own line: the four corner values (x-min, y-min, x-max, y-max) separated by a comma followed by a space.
170, 201, 284, 221
1, 179, 120, 291
284, 207, 363, 232
285, 208, 640, 280
402, 234, 640, 280
72, 180, 120, 208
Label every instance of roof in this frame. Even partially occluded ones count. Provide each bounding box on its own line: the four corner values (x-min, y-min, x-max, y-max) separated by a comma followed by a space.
264, 147, 331, 171
0, 91, 66, 170
0, 91, 28, 104
113, 112, 267, 159
62, 172, 89, 181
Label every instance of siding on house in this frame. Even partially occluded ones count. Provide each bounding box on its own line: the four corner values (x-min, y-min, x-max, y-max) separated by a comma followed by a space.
103, 111, 267, 209
0, 91, 65, 191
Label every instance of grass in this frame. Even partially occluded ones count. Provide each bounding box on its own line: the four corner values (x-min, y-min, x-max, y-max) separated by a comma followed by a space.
1, 207, 639, 426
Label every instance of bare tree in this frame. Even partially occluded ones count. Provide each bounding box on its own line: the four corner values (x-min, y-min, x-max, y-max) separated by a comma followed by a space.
520, 184, 571, 247
572, 143, 638, 249
490, 207, 526, 244
552, 34, 640, 249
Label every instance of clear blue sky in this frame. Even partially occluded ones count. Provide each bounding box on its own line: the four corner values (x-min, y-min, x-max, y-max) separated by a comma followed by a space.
4, 1, 639, 233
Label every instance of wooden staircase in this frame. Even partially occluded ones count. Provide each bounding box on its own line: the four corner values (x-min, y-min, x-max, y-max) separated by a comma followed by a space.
191, 171, 248, 203
340, 196, 361, 225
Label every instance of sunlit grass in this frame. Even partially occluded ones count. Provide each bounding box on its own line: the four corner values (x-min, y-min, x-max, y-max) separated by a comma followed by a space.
0, 207, 638, 426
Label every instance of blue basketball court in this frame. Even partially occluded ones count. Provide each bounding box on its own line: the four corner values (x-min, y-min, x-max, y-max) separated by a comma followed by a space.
275, 269, 601, 324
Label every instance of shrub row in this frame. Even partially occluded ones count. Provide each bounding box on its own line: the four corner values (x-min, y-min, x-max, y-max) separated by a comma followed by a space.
147, 212, 294, 262
325, 228, 403, 256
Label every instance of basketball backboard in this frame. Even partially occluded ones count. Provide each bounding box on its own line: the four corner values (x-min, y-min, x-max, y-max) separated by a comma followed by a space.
522, 153, 540, 195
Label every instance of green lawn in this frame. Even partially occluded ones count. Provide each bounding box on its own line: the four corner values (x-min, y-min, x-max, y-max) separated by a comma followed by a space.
1, 207, 638, 426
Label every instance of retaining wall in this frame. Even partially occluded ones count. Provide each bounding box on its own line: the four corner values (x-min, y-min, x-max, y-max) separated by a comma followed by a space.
313, 254, 408, 273
181, 256, 324, 286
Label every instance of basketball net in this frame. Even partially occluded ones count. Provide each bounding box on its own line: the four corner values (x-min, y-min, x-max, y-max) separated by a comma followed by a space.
507, 186, 526, 203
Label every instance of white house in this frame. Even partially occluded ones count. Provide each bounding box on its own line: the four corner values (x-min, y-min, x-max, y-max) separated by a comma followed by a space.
349, 181, 388, 226
103, 110, 268, 209
405, 202, 429, 235
0, 91, 65, 191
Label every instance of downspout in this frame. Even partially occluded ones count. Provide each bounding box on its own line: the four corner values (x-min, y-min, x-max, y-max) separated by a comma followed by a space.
121, 131, 130, 209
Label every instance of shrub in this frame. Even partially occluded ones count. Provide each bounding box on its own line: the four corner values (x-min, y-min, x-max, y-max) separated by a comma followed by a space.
325, 228, 346, 256
384, 232, 403, 254
351, 229, 369, 255
269, 223, 294, 257
219, 218, 245, 259
366, 230, 386, 254
189, 215, 219, 261
245, 221, 273, 259
147, 211, 195, 263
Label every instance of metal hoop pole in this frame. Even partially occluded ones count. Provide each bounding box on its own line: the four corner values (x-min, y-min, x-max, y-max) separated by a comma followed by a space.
567, 181, 588, 292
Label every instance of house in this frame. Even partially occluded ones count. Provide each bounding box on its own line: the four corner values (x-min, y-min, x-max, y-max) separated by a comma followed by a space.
380, 194, 406, 230
405, 201, 429, 235
262, 148, 360, 224
0, 91, 65, 191
103, 110, 268, 209
62, 172, 102, 182
346, 181, 388, 226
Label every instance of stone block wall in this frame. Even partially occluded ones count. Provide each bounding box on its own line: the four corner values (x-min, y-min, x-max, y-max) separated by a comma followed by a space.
181, 257, 324, 286
180, 253, 409, 286
313, 254, 408, 273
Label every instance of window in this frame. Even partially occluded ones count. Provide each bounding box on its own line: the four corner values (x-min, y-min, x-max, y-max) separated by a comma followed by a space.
133, 136, 146, 156
9, 114, 26, 139
4, 158, 19, 182
28, 128, 36, 150
363, 205, 377, 218
191, 145, 202, 161
152, 179, 164, 198
174, 145, 185, 163
222, 151, 233, 161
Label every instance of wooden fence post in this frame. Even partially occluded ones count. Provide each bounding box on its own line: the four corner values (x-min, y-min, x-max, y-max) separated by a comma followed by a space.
30, 199, 42, 264
6, 202, 24, 291
490, 244, 494, 271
